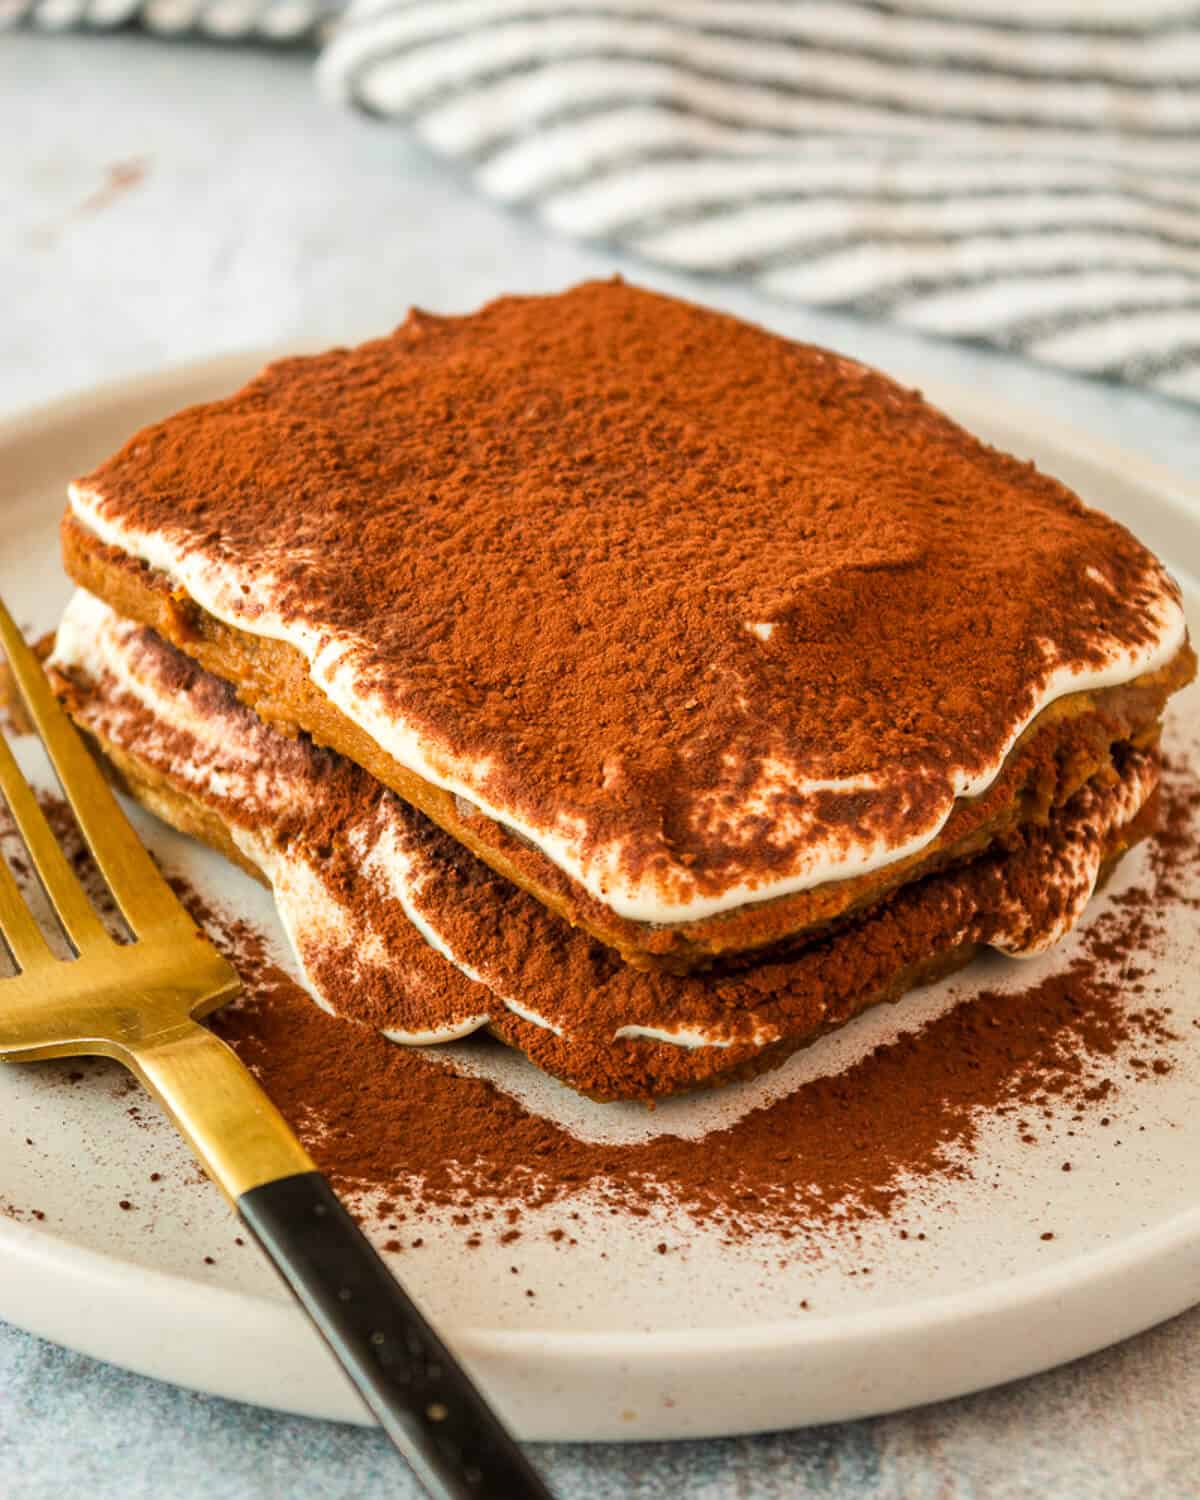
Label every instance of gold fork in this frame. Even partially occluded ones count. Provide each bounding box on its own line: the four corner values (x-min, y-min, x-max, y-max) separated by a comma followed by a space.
0, 596, 552, 1500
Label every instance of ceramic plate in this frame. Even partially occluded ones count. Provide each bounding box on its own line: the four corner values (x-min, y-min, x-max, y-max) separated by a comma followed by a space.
0, 355, 1198, 1442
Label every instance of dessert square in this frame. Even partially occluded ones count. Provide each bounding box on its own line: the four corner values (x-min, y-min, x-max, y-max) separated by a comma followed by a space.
50, 281, 1195, 1096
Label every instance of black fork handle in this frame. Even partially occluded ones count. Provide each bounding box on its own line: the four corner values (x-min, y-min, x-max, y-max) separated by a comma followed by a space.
238, 1172, 553, 1500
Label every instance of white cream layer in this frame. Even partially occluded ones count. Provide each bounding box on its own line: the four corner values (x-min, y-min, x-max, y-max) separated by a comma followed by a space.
51, 589, 1162, 1056
69, 483, 1185, 925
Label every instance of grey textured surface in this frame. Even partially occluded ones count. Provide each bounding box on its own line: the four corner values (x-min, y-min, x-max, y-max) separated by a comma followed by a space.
1, 32, 1197, 1499
3, 1312, 1200, 1499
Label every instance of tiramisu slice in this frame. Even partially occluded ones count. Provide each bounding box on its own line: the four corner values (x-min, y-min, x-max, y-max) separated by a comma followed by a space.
49, 281, 1195, 1097
59, 281, 1193, 976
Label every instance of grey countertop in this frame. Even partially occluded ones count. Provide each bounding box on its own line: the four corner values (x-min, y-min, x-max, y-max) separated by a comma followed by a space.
2, 32, 1198, 1500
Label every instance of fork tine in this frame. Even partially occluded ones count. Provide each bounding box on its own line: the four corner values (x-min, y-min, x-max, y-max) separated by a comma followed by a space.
0, 728, 113, 952
0, 597, 194, 938
0, 829, 55, 971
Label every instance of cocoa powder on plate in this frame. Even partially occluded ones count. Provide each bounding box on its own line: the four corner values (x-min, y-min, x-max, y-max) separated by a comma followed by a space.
205, 933, 1177, 1241
3, 761, 1196, 1246
199, 759, 1198, 1242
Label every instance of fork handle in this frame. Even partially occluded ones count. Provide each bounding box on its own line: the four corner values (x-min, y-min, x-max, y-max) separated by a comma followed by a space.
128, 1025, 550, 1500
239, 1172, 552, 1500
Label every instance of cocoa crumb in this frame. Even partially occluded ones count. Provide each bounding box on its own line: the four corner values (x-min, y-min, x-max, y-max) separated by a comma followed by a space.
0, 1200, 47, 1225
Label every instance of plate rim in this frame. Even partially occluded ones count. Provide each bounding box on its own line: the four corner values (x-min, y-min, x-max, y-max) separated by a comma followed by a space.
4, 1180, 1199, 1360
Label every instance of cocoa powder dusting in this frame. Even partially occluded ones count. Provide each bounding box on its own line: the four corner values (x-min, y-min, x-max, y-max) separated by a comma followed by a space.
73, 280, 1188, 910
204, 933, 1176, 1240
3, 757, 1196, 1248
192, 759, 1199, 1243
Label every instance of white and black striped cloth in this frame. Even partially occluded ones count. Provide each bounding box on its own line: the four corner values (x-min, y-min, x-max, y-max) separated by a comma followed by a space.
14, 1, 1200, 402
4, 0, 339, 42
318, 0, 1200, 404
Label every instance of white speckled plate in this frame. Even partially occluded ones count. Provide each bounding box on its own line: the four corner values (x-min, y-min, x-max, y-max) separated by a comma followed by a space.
0, 355, 1198, 1443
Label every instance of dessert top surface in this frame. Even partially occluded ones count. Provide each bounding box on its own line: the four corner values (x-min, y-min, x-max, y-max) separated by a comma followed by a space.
67, 280, 1187, 923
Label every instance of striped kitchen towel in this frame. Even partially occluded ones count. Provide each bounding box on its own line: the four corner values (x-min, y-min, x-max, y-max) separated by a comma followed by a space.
14, 0, 1200, 401
318, 0, 1200, 404
5, 0, 340, 44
